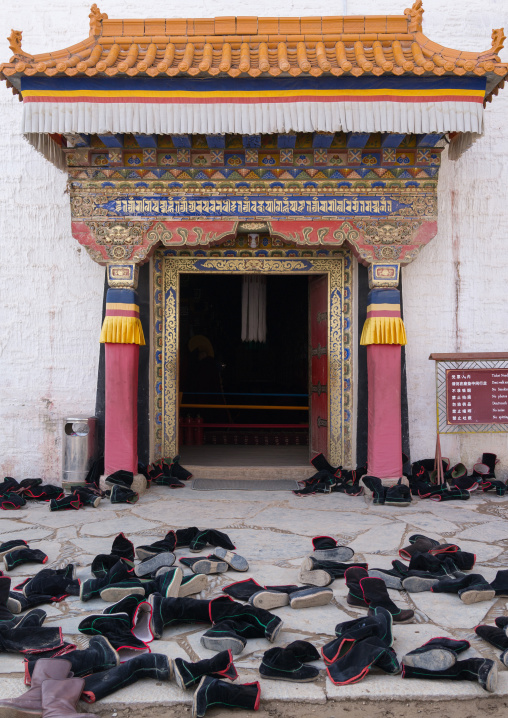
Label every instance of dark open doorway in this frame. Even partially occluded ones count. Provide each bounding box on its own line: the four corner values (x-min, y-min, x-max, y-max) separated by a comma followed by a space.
178, 274, 309, 457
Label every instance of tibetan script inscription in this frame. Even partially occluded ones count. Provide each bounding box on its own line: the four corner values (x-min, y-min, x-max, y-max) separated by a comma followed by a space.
446, 369, 508, 425
100, 195, 410, 219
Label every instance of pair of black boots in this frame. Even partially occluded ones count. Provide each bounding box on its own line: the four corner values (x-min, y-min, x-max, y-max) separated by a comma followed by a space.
49, 485, 104, 511
143, 455, 192, 488
259, 641, 320, 682
0, 477, 63, 509
135, 527, 235, 560
8, 564, 80, 614
321, 607, 399, 685
475, 616, 508, 667
222, 577, 332, 610
345, 567, 414, 623
361, 476, 412, 506
300, 556, 368, 587
402, 637, 497, 692
1, 539, 48, 572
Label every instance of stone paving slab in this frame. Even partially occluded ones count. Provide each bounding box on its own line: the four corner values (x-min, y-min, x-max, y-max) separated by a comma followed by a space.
0, 487, 507, 711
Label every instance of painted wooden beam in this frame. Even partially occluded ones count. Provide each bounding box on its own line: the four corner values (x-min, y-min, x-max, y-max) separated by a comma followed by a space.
381, 133, 406, 148
313, 132, 335, 148
171, 134, 192, 148
277, 134, 297, 148
346, 132, 370, 148
416, 133, 444, 147
134, 134, 158, 148
206, 135, 226, 148
98, 134, 124, 148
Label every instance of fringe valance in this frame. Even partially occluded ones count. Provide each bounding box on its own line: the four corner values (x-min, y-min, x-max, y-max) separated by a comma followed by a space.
360, 316, 407, 346
99, 316, 145, 345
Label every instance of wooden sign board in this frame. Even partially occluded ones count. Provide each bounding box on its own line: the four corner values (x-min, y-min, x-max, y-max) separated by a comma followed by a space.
429, 353, 508, 434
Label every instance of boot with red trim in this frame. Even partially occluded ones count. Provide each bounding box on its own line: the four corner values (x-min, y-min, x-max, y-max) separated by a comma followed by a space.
192, 677, 260, 718
174, 650, 238, 689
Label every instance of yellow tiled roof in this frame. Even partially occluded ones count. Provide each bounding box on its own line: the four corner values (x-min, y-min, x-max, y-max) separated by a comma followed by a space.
1, 2, 506, 100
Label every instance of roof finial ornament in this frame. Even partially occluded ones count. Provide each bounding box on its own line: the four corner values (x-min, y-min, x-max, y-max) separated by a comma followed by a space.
404, 0, 424, 33
7, 29, 23, 56
490, 28, 506, 57
89, 4, 108, 37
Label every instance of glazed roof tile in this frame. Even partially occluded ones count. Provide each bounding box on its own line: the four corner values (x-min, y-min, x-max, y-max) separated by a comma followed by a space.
1, 2, 506, 102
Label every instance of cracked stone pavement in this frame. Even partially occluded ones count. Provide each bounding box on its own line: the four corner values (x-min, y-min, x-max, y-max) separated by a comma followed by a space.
1, 486, 508, 708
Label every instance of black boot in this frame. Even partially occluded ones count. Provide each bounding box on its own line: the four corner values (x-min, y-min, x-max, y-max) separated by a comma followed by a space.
210, 596, 282, 643
0, 540, 27, 560
385, 481, 412, 506
200, 620, 249, 655
326, 636, 400, 685
135, 552, 175, 578
179, 556, 228, 575
7, 590, 64, 614
402, 657, 497, 692
4, 549, 48, 571
360, 577, 415, 623
49, 495, 82, 511
311, 536, 354, 562
0, 576, 14, 623
285, 640, 320, 663
301, 557, 367, 587
310, 453, 339, 474
259, 646, 319, 682
399, 536, 440, 560
175, 527, 200, 548
431, 574, 495, 604
179, 574, 208, 597
78, 612, 150, 660
481, 479, 507, 496
25, 636, 119, 681
72, 486, 103, 507
148, 595, 211, 639
192, 677, 260, 718
22, 567, 79, 598
167, 455, 193, 482
22, 485, 63, 501
102, 594, 153, 642
105, 470, 133, 489
174, 650, 237, 689
110, 485, 139, 504
248, 589, 290, 610
0, 493, 26, 510
111, 533, 135, 562
0, 621, 65, 655
288, 586, 333, 609
189, 529, 236, 553
361, 476, 386, 504
82, 653, 171, 703
222, 579, 265, 602
80, 558, 143, 602
367, 568, 403, 591
475, 625, 508, 651
322, 607, 393, 664
490, 570, 508, 596
345, 566, 369, 608
139, 567, 183, 598
212, 548, 249, 572
136, 531, 177, 560
402, 638, 469, 670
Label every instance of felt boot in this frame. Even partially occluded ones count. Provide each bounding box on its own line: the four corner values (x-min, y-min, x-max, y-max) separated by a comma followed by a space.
311, 536, 354, 562
326, 636, 400, 685
480, 480, 507, 496
481, 453, 498, 475
301, 557, 368, 586
322, 608, 393, 664
385, 482, 412, 506
475, 625, 508, 651
179, 574, 208, 597
0, 658, 72, 718
0, 576, 14, 623
289, 587, 333, 609
248, 590, 290, 611
213, 548, 249, 572
200, 621, 249, 655
179, 556, 228, 575
192, 677, 260, 718
7, 591, 65, 615
432, 574, 495, 604
4, 549, 48, 572
189, 529, 236, 553
22, 486, 63, 502
90, 555, 123, 580
285, 641, 320, 663
222, 579, 265, 602
360, 577, 415, 623
399, 537, 440, 560
495, 616, 508, 629
2, 609, 46, 631
135, 531, 177, 560
175, 527, 199, 548
401, 657, 497, 692
140, 567, 183, 598
49, 496, 82, 512
80, 559, 143, 602
402, 643, 459, 671
310, 452, 339, 473
489, 570, 508, 597
0, 493, 26, 510
174, 650, 238, 689
408, 637, 470, 655
345, 566, 370, 608
23, 568, 79, 599
210, 596, 282, 643
110, 485, 139, 504
0, 541, 28, 560
78, 613, 150, 661
25, 636, 118, 683
72, 486, 103, 508
166, 455, 193, 482
407, 553, 457, 575
102, 595, 154, 643
134, 553, 175, 578
259, 646, 319, 682
105, 470, 133, 489
428, 488, 470, 502
360, 476, 386, 504
367, 569, 403, 590
299, 557, 332, 587
148, 595, 211, 639
0, 622, 65, 655
110, 534, 135, 562
81, 653, 171, 703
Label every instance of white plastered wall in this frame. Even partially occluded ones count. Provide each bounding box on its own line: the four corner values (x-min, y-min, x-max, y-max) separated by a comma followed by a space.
0, 1, 506, 481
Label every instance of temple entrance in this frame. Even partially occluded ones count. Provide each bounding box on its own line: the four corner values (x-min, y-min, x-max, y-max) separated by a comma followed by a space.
155, 251, 352, 473
178, 274, 310, 468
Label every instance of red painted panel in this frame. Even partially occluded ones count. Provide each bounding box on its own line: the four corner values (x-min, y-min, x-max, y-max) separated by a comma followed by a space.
309, 275, 328, 458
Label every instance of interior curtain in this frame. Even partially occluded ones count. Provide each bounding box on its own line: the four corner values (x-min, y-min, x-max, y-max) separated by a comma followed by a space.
241, 276, 267, 343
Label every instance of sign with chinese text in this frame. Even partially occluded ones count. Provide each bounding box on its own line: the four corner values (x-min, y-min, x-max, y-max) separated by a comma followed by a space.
446, 369, 508, 425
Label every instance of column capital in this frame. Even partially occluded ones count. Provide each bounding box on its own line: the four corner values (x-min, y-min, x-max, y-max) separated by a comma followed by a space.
368, 263, 400, 289
107, 263, 139, 289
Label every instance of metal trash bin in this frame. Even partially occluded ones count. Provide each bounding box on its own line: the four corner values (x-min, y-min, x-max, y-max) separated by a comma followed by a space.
62, 417, 97, 487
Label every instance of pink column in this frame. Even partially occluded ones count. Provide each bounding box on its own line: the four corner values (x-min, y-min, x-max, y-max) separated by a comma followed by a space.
104, 343, 139, 475
367, 344, 402, 479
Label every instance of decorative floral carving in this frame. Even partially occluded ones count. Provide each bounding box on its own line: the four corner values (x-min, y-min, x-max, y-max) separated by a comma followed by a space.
89, 4, 108, 36
355, 219, 422, 246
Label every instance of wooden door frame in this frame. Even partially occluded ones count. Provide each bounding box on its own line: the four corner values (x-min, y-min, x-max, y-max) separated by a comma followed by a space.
152, 251, 353, 467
